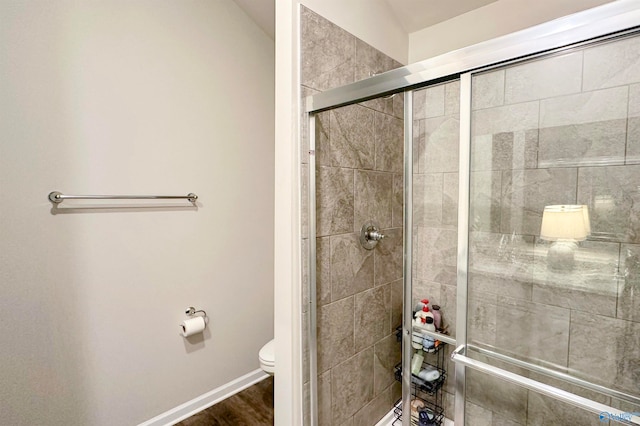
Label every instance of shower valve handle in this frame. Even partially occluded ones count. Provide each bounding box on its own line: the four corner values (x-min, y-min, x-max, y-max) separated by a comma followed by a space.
360, 221, 385, 250
367, 229, 385, 242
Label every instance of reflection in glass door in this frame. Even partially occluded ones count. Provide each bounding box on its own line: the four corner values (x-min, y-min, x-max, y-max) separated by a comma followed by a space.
462, 34, 640, 425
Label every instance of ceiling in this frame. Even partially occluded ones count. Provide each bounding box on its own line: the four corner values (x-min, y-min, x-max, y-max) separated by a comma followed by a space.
386, 0, 498, 33
232, 0, 499, 40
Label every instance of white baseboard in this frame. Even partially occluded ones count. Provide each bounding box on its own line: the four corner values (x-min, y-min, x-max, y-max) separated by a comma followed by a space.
138, 369, 270, 426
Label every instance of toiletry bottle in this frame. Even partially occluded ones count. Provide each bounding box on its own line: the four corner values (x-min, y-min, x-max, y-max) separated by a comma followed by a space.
423, 316, 436, 332
411, 349, 424, 375
412, 312, 424, 349
414, 298, 429, 312
422, 305, 434, 322
431, 304, 442, 330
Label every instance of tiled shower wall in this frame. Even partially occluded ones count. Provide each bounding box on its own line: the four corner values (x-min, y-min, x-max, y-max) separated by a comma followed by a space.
461, 35, 640, 425
300, 7, 404, 426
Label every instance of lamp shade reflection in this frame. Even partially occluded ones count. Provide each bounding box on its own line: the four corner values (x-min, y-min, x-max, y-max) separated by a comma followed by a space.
540, 205, 590, 271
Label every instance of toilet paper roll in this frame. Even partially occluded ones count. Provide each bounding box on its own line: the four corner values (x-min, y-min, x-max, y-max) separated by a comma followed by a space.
180, 316, 206, 337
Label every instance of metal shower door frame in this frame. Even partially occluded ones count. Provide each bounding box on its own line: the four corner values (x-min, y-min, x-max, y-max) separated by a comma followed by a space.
304, 2, 640, 425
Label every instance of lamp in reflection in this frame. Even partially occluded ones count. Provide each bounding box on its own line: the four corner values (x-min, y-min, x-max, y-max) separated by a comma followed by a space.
540, 205, 590, 271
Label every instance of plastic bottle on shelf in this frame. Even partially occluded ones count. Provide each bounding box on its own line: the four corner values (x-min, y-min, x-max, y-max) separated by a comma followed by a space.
410, 349, 424, 375
431, 305, 442, 330
421, 304, 435, 322
414, 298, 430, 312
423, 316, 436, 332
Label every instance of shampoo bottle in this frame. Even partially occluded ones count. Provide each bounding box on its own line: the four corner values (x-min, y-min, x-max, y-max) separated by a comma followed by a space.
431, 305, 442, 330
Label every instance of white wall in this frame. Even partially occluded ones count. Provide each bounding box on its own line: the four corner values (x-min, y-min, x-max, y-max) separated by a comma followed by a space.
0, 1, 274, 425
300, 0, 408, 64
408, 0, 615, 62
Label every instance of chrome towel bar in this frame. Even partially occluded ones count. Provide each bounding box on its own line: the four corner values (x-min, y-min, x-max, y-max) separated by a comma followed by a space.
451, 345, 640, 425
48, 191, 198, 204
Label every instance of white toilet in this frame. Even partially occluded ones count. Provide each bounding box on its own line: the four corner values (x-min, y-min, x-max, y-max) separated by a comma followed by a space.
259, 339, 275, 375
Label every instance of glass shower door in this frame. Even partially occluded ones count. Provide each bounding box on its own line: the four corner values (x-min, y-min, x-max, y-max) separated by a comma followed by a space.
460, 33, 640, 425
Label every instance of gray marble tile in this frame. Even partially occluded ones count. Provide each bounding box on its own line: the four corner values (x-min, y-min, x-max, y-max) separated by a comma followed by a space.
354, 38, 399, 83
631, 83, 640, 117
393, 92, 404, 119
472, 130, 538, 171
470, 171, 502, 233
619, 244, 640, 323
491, 414, 524, 426
301, 7, 355, 91
413, 173, 443, 227
373, 334, 401, 396
472, 70, 505, 110
495, 295, 570, 366
569, 311, 640, 394
468, 232, 535, 284
412, 279, 441, 310
352, 385, 392, 426
317, 237, 331, 306
415, 227, 457, 285
374, 227, 402, 286
392, 174, 403, 228
467, 291, 497, 348
539, 119, 627, 167
505, 51, 583, 104
443, 172, 458, 229
390, 279, 403, 330
466, 355, 529, 424
540, 86, 628, 128
417, 115, 459, 173
355, 38, 402, 117
465, 401, 493, 426
317, 297, 354, 373
374, 112, 403, 173
627, 84, 640, 164
318, 370, 332, 426
315, 110, 332, 167
469, 272, 532, 302
331, 348, 375, 425
354, 170, 393, 231
526, 372, 611, 426
439, 284, 457, 337
583, 35, 640, 91
628, 117, 640, 164
414, 84, 445, 119
316, 167, 354, 237
532, 239, 619, 317
331, 233, 374, 301
354, 286, 390, 352
330, 104, 375, 169
577, 165, 640, 243
473, 101, 539, 137
445, 80, 461, 116
501, 168, 578, 235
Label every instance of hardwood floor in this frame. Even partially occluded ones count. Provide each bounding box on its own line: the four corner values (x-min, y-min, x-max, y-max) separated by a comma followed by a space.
176, 377, 274, 426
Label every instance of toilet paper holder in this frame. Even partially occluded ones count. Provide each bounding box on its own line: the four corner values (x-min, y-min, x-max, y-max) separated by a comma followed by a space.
185, 306, 207, 318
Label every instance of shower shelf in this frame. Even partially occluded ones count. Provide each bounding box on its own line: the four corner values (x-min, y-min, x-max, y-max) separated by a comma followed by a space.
392, 395, 444, 426
393, 331, 447, 426
394, 362, 447, 395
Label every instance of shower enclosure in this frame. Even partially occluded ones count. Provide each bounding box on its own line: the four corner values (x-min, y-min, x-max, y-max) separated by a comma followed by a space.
305, 2, 640, 425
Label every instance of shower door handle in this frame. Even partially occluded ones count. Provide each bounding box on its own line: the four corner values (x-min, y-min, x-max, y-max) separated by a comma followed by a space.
451, 345, 640, 425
